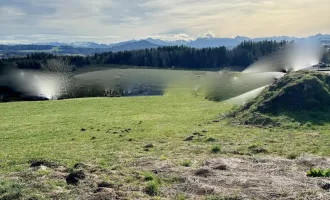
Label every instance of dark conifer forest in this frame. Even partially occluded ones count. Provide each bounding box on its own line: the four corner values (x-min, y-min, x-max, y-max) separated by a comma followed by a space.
0, 40, 292, 71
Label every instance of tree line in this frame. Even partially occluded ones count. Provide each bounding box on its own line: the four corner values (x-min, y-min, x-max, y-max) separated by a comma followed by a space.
1, 40, 287, 71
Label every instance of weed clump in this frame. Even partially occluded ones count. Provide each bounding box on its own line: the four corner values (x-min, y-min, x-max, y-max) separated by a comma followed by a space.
144, 180, 160, 196
211, 145, 221, 153
307, 168, 330, 177
143, 172, 161, 196
181, 160, 192, 167
143, 172, 156, 181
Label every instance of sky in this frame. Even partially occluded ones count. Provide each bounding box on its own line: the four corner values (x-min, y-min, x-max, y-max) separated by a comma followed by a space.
0, 0, 329, 44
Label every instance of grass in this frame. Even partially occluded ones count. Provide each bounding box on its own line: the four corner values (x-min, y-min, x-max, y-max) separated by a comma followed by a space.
211, 145, 221, 153
0, 91, 227, 173
144, 180, 160, 196
0, 181, 23, 200
307, 168, 330, 177
181, 160, 192, 167
1, 91, 330, 198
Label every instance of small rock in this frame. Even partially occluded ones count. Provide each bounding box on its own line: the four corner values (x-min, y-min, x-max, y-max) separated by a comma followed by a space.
152, 169, 158, 174
81, 128, 86, 132
184, 136, 194, 141
128, 138, 133, 142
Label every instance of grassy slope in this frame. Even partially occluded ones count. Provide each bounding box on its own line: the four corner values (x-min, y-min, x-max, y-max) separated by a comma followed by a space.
2, 92, 330, 169
1, 92, 225, 172
1, 91, 330, 198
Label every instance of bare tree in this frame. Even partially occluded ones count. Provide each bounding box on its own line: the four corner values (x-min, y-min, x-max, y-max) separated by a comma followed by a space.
41, 59, 75, 98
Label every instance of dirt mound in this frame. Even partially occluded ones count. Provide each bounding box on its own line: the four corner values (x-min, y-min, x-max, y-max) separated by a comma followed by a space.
231, 71, 330, 127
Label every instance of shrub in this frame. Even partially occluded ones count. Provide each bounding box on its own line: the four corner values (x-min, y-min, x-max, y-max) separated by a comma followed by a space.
181, 160, 192, 167
307, 168, 330, 177
211, 145, 221, 153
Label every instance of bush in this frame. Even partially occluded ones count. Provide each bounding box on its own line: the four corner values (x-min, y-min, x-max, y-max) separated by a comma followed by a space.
211, 145, 221, 153
181, 160, 192, 167
307, 168, 330, 177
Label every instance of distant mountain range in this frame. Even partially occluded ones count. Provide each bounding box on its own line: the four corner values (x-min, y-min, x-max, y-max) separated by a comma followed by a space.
1, 34, 329, 58
35, 33, 330, 49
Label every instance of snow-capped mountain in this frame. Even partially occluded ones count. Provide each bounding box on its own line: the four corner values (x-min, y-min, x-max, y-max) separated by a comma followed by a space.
11, 34, 330, 54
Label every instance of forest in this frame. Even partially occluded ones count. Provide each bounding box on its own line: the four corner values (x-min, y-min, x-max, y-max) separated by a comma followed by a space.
1, 40, 294, 71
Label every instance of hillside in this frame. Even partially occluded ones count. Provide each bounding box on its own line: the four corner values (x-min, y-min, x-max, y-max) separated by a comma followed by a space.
230, 71, 330, 127
1, 92, 330, 199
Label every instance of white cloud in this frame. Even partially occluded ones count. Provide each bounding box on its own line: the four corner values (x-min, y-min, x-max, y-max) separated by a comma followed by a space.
0, 0, 329, 43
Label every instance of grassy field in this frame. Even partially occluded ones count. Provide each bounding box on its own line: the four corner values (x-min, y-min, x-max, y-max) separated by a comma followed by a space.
1, 91, 330, 199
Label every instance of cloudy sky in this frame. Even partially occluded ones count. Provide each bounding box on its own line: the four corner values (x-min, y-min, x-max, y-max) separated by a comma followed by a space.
0, 0, 329, 44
